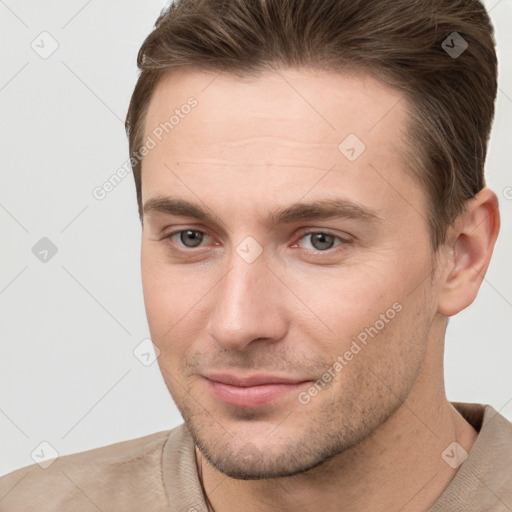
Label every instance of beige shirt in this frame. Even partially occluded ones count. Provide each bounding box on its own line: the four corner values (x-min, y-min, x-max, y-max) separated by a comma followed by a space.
1, 403, 510, 511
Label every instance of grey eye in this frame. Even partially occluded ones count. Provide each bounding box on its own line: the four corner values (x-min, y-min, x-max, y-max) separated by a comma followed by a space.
179, 230, 205, 248
306, 233, 337, 251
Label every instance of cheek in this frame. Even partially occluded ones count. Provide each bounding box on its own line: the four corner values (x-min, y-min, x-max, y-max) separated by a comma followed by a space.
284, 252, 432, 372
318, 297, 428, 419
140, 245, 219, 348
285, 262, 400, 334
141, 245, 183, 339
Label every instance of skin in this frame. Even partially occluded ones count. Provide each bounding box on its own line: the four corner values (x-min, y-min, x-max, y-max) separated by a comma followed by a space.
140, 68, 499, 511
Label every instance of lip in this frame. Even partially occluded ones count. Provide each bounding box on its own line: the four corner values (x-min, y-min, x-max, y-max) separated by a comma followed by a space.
204, 373, 311, 408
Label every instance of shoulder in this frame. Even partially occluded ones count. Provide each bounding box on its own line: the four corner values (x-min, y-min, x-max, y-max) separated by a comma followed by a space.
431, 403, 512, 511
0, 429, 176, 512
472, 404, 512, 503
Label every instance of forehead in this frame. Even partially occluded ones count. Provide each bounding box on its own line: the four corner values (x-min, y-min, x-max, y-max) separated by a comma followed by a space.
144, 67, 406, 155
141, 68, 426, 224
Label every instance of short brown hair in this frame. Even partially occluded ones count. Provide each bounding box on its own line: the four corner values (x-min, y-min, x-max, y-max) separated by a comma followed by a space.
126, 0, 498, 248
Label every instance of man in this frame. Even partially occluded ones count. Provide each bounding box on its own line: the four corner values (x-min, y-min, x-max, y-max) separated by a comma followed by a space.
1, 0, 510, 510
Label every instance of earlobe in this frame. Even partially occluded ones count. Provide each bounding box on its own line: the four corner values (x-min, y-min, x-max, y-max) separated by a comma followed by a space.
437, 187, 500, 317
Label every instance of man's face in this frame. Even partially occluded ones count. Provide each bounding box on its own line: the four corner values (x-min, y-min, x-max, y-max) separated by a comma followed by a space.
140, 69, 442, 479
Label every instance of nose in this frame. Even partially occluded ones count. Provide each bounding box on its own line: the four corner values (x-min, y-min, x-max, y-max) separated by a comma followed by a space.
206, 250, 287, 351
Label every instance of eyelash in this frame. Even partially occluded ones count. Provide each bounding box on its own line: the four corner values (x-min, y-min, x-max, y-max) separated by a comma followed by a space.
161, 229, 350, 255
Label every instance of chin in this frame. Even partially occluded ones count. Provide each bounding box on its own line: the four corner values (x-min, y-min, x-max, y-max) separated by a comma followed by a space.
197, 436, 336, 480
184, 409, 359, 481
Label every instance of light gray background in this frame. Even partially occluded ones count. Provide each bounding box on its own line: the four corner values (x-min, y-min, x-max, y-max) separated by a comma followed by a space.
1, 0, 511, 476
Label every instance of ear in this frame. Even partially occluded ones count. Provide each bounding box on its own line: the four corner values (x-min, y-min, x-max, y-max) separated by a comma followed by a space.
437, 187, 500, 317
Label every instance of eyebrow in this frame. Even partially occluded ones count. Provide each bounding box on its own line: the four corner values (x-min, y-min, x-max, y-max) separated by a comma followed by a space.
142, 196, 380, 226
